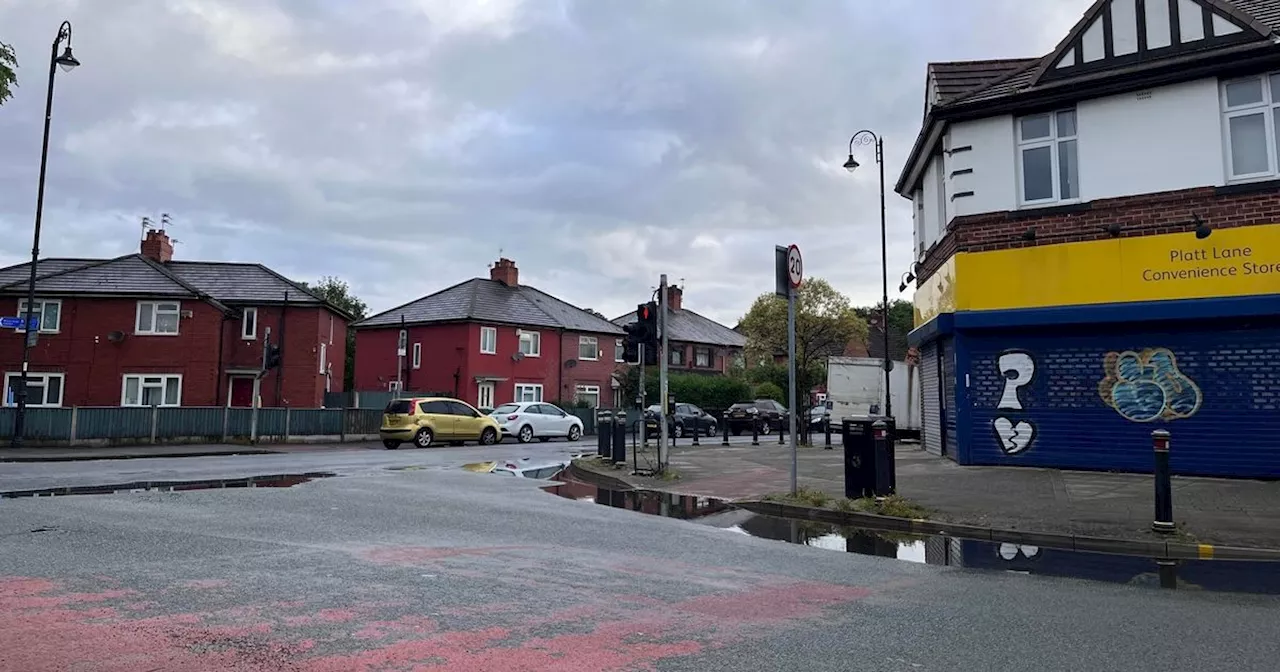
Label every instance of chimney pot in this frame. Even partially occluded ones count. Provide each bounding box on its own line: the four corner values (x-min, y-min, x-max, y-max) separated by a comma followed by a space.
489, 257, 519, 286
141, 228, 175, 263
665, 285, 683, 311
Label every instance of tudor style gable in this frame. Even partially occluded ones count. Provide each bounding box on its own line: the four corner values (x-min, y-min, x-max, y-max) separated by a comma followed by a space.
1036, 0, 1272, 84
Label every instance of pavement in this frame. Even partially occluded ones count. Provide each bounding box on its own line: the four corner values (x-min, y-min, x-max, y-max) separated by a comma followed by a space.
579, 441, 1280, 549
2, 461, 1277, 670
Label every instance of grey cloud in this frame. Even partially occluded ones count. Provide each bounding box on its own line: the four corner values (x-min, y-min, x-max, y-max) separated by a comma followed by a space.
0, 0, 1090, 325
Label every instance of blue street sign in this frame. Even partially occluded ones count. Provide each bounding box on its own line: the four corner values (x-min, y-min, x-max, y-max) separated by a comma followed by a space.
1, 316, 39, 330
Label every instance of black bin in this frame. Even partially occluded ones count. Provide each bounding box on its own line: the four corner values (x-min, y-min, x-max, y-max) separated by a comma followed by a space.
596, 409, 614, 457
611, 410, 627, 463
842, 416, 897, 498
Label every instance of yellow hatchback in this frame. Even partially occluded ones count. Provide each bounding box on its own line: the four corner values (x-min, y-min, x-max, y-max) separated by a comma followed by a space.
380, 397, 502, 450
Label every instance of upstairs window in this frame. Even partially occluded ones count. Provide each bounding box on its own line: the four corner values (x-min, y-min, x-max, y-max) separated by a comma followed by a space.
480, 326, 497, 354
614, 338, 624, 362
17, 298, 60, 333
136, 301, 180, 335
241, 307, 257, 339
1223, 73, 1280, 180
518, 330, 540, 357
1017, 109, 1078, 205
578, 335, 598, 360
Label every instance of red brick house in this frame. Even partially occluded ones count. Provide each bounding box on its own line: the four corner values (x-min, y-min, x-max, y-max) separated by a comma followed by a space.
611, 286, 746, 374
0, 229, 351, 409
353, 258, 625, 409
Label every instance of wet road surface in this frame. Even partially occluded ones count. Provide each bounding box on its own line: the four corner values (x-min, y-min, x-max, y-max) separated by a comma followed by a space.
2, 467, 1277, 670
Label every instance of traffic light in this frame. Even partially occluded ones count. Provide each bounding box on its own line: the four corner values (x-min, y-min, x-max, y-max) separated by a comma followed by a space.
622, 323, 641, 363
636, 302, 658, 346
263, 343, 282, 370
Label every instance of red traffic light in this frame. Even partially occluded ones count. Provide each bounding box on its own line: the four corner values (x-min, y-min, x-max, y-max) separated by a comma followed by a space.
640, 305, 650, 319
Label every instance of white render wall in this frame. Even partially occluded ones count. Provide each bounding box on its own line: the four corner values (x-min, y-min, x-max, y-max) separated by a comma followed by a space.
929, 75, 1226, 224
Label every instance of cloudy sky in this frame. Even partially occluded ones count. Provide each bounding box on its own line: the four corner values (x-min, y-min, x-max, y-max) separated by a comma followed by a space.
0, 0, 1088, 325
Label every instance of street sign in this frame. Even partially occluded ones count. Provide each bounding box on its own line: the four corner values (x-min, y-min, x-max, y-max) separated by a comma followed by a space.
787, 244, 803, 289
774, 246, 789, 298
397, 329, 408, 357
1, 316, 38, 330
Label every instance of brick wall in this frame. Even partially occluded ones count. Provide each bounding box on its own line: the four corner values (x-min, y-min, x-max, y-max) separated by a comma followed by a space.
917, 182, 1280, 283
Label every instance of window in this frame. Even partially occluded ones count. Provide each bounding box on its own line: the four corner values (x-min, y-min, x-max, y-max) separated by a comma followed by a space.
419, 400, 450, 414
320, 343, 328, 373
694, 347, 711, 368
578, 336, 598, 360
912, 190, 925, 259
411, 342, 421, 369
444, 400, 480, 417
575, 384, 600, 408
241, 307, 257, 339
17, 299, 61, 333
518, 330, 540, 357
515, 383, 543, 402
3, 372, 64, 407
121, 374, 181, 407
136, 301, 181, 335
669, 346, 685, 367
615, 339, 624, 362
480, 326, 497, 354
1017, 109, 1078, 204
1222, 73, 1280, 180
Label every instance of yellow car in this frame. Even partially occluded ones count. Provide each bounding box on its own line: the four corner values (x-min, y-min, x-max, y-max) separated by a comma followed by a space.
380, 397, 502, 449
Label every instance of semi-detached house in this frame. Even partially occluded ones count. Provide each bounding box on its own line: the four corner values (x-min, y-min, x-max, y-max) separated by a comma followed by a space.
0, 229, 351, 409
353, 258, 626, 409
901, 0, 1280, 477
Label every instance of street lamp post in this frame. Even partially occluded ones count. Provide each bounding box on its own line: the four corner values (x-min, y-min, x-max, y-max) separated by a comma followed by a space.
12, 21, 80, 448
843, 130, 892, 420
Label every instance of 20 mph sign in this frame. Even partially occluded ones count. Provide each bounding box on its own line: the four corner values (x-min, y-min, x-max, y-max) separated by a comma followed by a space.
787, 244, 803, 289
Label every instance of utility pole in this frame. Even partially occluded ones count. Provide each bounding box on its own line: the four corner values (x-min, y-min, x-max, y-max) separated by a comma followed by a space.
637, 343, 647, 452
396, 315, 406, 396
658, 274, 670, 472
251, 326, 267, 443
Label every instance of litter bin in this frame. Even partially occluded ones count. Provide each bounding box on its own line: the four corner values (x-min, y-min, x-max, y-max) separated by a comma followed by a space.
611, 410, 627, 463
596, 409, 614, 458
842, 416, 897, 498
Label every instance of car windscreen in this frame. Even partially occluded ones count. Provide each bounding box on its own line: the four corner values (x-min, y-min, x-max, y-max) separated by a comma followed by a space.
728, 403, 754, 410
492, 404, 520, 414
385, 400, 413, 414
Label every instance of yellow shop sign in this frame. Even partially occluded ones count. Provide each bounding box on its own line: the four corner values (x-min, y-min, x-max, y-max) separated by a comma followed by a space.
914, 222, 1280, 323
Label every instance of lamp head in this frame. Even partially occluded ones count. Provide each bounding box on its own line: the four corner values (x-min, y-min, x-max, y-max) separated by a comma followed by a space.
842, 154, 859, 173
55, 46, 79, 72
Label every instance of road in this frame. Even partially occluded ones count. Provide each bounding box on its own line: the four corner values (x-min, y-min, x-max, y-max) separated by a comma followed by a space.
1, 449, 1277, 671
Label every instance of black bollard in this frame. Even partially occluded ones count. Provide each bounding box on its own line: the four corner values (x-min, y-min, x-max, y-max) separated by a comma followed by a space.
777, 416, 785, 445
612, 413, 627, 464
692, 419, 701, 446
872, 419, 891, 498
823, 417, 832, 449
597, 409, 612, 458
721, 413, 730, 446
1152, 429, 1174, 533
751, 416, 760, 446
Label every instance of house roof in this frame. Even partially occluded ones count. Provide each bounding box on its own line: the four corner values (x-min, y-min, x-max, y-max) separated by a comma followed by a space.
0, 254, 348, 318
356, 278, 625, 334
897, 0, 1280, 194
611, 308, 747, 348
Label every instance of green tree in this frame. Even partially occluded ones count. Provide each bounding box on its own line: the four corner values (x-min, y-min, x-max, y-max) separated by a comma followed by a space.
854, 299, 914, 361
299, 276, 368, 391
738, 278, 867, 442
0, 42, 16, 106
752, 381, 784, 403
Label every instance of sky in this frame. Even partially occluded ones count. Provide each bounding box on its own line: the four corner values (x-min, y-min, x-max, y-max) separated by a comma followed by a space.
0, 0, 1090, 325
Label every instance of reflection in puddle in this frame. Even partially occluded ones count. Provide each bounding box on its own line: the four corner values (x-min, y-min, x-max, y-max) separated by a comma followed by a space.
549, 477, 1280, 596
2, 472, 337, 499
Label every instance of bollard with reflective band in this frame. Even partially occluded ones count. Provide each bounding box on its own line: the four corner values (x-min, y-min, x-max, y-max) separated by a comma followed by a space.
692, 419, 700, 446
751, 416, 759, 446
778, 417, 786, 445
1152, 429, 1174, 533
597, 409, 613, 458
872, 419, 893, 498
721, 414, 731, 446
611, 412, 627, 464
823, 417, 832, 449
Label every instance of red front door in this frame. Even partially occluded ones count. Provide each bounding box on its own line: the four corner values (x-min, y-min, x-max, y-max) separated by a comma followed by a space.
229, 377, 254, 407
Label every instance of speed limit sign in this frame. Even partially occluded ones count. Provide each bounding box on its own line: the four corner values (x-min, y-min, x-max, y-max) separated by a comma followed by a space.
786, 244, 803, 289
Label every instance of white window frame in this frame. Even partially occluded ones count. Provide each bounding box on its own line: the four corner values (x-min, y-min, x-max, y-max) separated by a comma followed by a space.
135, 301, 181, 336
575, 384, 600, 408
16, 298, 61, 334
514, 383, 543, 402
477, 381, 495, 409
694, 347, 711, 368
1016, 108, 1079, 206
3, 372, 64, 407
578, 335, 598, 361
614, 338, 625, 362
120, 374, 182, 407
517, 329, 541, 357
480, 326, 497, 354
1222, 73, 1280, 182
241, 307, 257, 339
411, 342, 421, 369
319, 342, 328, 374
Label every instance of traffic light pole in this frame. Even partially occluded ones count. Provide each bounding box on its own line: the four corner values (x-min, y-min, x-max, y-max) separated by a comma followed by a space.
658, 274, 670, 472
637, 343, 647, 454
252, 326, 268, 444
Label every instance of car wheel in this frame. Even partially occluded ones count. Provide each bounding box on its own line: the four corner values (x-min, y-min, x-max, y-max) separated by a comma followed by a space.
480, 427, 498, 445
760, 423, 772, 435
518, 425, 534, 443
706, 423, 717, 437
674, 423, 684, 438
567, 424, 581, 441
382, 440, 401, 450
413, 428, 434, 448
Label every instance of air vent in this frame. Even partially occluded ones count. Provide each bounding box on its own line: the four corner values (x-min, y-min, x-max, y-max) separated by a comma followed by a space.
106, 331, 125, 342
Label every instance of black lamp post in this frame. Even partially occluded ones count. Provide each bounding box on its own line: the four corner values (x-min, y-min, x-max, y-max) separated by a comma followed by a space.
12, 21, 80, 448
844, 129, 892, 420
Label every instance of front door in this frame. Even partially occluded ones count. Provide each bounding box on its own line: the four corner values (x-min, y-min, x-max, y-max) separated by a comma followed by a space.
477, 382, 494, 410
229, 377, 254, 407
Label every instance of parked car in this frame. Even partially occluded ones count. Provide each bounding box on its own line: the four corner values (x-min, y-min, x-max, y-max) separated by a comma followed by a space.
491, 458, 570, 479
490, 402, 585, 443
380, 397, 501, 449
723, 399, 790, 435
639, 403, 718, 438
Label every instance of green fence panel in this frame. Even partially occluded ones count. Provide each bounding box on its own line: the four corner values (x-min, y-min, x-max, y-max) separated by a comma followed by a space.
323, 392, 353, 408
225, 408, 254, 437
345, 409, 382, 434
155, 407, 224, 439
0, 408, 12, 437
76, 407, 154, 440
256, 409, 287, 436
288, 409, 343, 436
568, 408, 596, 435
0, 408, 72, 440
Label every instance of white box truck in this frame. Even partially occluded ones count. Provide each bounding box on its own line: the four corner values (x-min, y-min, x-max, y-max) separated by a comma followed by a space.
825, 356, 922, 439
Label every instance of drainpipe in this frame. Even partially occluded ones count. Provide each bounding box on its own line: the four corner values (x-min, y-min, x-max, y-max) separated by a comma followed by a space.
215, 312, 229, 406
558, 327, 565, 404
275, 291, 288, 406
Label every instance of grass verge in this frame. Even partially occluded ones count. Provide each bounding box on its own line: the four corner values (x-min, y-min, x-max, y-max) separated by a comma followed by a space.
763, 487, 930, 520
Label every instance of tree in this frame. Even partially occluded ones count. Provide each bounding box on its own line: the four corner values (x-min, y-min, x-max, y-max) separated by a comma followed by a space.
737, 278, 867, 441
0, 42, 16, 106
854, 299, 914, 361
299, 276, 368, 391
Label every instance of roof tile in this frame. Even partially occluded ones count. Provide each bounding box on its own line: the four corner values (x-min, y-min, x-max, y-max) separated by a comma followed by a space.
357, 278, 624, 334
612, 308, 746, 348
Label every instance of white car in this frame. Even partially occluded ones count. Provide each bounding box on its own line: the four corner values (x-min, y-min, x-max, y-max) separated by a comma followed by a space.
490, 402, 585, 443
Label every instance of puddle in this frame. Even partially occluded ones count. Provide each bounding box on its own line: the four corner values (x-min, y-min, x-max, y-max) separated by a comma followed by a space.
548, 478, 1280, 596
1, 472, 337, 499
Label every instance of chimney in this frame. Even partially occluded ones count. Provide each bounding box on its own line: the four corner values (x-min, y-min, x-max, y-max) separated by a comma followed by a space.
665, 285, 683, 311
490, 257, 519, 286
141, 229, 174, 263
